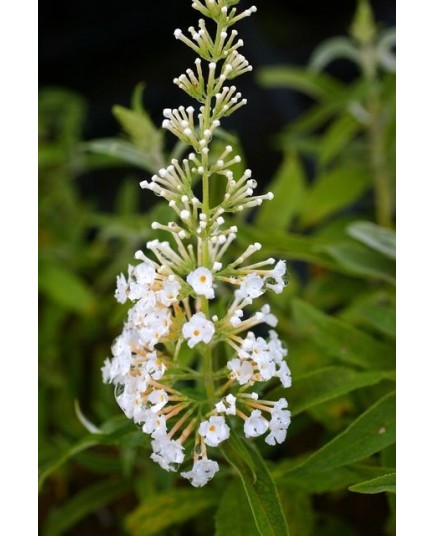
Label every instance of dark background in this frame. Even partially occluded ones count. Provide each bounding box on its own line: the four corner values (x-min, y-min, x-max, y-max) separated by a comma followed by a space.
39, 0, 396, 206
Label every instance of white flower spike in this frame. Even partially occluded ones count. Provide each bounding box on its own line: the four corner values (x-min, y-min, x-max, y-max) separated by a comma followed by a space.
102, 0, 292, 487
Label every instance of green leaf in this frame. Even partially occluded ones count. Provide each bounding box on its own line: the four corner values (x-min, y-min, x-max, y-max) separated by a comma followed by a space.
322, 239, 396, 284
274, 462, 395, 494
269, 366, 395, 417
347, 221, 396, 259
282, 101, 341, 134
39, 262, 96, 314
215, 480, 260, 536
220, 433, 289, 536
380, 443, 396, 469
131, 81, 146, 113
43, 478, 131, 536
279, 490, 315, 536
74, 400, 101, 434
112, 104, 164, 169
38, 420, 139, 490
125, 488, 216, 536
283, 79, 371, 136
277, 134, 322, 157
39, 436, 101, 491
291, 298, 395, 370
339, 293, 396, 338
376, 28, 396, 72
288, 392, 396, 475
257, 66, 344, 100
309, 37, 361, 72
81, 138, 159, 173
318, 114, 362, 166
256, 152, 306, 230
236, 226, 342, 271
349, 472, 396, 494
303, 269, 367, 310
115, 178, 141, 216
299, 166, 370, 228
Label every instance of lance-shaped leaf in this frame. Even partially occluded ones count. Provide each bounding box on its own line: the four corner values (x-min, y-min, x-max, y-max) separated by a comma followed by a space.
125, 488, 217, 536
309, 37, 361, 72
256, 151, 306, 230
321, 239, 396, 284
273, 462, 394, 494
220, 432, 289, 536
257, 66, 344, 100
339, 292, 396, 338
282, 392, 395, 478
269, 366, 395, 417
298, 166, 370, 228
81, 138, 160, 173
291, 298, 395, 370
38, 419, 139, 491
347, 221, 396, 259
215, 480, 260, 536
349, 472, 396, 494
42, 478, 131, 536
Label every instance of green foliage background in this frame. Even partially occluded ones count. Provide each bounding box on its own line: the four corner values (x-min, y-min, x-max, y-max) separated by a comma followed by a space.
39, 2, 395, 534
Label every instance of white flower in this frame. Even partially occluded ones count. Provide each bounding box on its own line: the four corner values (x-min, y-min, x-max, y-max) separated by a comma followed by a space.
265, 399, 291, 446
135, 306, 172, 348
256, 355, 276, 381
228, 308, 244, 327
115, 273, 128, 303
265, 423, 288, 446
103, 333, 134, 385
141, 410, 167, 437
125, 260, 157, 301
143, 351, 166, 380
116, 375, 149, 420
129, 282, 155, 303
236, 273, 264, 299
199, 416, 230, 447
215, 394, 236, 415
147, 389, 169, 412
151, 436, 185, 471
157, 278, 181, 306
247, 334, 269, 362
133, 260, 157, 286
265, 260, 286, 294
227, 358, 254, 385
187, 267, 215, 299
101, 358, 114, 384
244, 409, 269, 438
268, 330, 287, 364
182, 312, 215, 348
111, 332, 133, 374
261, 304, 278, 327
276, 361, 292, 388
181, 458, 219, 487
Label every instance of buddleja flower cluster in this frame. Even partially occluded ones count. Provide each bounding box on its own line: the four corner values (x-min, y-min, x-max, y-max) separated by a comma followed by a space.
102, 0, 292, 488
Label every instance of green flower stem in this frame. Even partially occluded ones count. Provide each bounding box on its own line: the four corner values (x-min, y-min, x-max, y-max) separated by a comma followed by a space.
361, 44, 394, 228
203, 341, 215, 404
197, 14, 227, 406
368, 95, 393, 228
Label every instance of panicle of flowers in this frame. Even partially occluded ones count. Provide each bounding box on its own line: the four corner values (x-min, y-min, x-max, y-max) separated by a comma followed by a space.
102, 0, 292, 488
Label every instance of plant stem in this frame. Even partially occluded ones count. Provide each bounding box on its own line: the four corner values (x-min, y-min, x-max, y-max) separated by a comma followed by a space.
361, 44, 394, 228
367, 95, 393, 228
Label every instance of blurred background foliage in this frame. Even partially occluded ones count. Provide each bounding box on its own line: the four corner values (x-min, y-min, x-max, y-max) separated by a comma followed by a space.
39, 0, 395, 534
